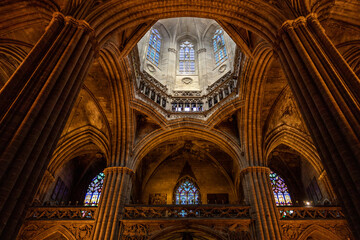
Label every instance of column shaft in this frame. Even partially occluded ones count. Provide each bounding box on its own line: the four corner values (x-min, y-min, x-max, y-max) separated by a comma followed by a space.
0, 12, 96, 239
91, 167, 134, 240
276, 14, 360, 237
241, 167, 282, 240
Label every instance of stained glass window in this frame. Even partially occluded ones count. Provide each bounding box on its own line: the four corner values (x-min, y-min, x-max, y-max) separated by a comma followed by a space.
84, 172, 105, 206
179, 41, 195, 74
269, 171, 292, 206
213, 29, 228, 65
147, 29, 161, 65
174, 177, 200, 205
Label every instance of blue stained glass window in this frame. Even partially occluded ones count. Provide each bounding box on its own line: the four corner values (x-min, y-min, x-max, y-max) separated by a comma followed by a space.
147, 29, 161, 66
174, 177, 200, 205
84, 172, 105, 206
269, 171, 292, 206
213, 29, 228, 66
179, 41, 195, 74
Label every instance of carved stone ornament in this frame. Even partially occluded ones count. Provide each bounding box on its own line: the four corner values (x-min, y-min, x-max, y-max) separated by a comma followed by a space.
182, 77, 193, 84
219, 64, 227, 73
168, 48, 176, 53
147, 64, 156, 72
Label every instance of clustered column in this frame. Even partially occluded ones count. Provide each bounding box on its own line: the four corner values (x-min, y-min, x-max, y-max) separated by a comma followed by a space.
91, 166, 134, 240
276, 13, 360, 237
0, 12, 97, 240
32, 170, 56, 204
241, 166, 282, 240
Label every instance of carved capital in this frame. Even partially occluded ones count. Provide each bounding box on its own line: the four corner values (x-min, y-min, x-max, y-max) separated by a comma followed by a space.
197, 48, 206, 54
240, 166, 270, 176
168, 48, 176, 53
49, 12, 98, 50
104, 166, 135, 176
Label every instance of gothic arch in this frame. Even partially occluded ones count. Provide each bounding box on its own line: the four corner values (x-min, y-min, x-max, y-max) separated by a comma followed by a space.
296, 225, 343, 240
131, 126, 243, 170
47, 125, 110, 174
0, 39, 31, 87
264, 125, 323, 173
31, 225, 76, 240
241, 42, 274, 166
148, 224, 228, 240
87, 0, 287, 47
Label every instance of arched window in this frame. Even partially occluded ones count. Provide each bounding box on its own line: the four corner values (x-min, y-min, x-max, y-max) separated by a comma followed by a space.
179, 41, 195, 74
213, 29, 227, 65
174, 177, 200, 204
84, 172, 104, 206
269, 171, 292, 206
147, 29, 161, 66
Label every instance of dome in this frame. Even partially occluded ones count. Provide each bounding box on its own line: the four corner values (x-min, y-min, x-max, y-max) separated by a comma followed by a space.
133, 17, 244, 117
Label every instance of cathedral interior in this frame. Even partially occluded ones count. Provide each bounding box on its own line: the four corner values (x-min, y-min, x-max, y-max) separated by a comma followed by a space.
0, 0, 359, 240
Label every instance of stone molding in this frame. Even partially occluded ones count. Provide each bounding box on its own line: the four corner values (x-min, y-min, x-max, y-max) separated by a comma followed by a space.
50, 12, 98, 50
197, 48, 206, 54
240, 166, 270, 177
104, 166, 135, 176
168, 48, 176, 53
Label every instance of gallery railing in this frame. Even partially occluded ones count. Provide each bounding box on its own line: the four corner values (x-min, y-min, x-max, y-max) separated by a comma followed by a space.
23, 205, 345, 221
278, 206, 345, 220
25, 206, 97, 220
123, 204, 251, 219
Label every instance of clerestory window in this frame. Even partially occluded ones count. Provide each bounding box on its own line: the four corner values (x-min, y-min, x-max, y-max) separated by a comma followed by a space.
147, 29, 161, 66
213, 29, 227, 66
179, 41, 195, 74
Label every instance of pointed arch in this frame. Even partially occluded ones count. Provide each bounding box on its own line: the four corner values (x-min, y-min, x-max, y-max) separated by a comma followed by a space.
296, 225, 344, 240
31, 225, 76, 240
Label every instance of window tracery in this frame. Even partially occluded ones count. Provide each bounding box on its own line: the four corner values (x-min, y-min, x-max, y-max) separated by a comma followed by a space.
179, 41, 195, 74
174, 177, 200, 204
84, 172, 104, 206
213, 29, 227, 65
147, 29, 161, 66
269, 171, 292, 206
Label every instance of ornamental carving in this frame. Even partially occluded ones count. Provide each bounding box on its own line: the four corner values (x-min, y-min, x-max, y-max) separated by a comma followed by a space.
147, 64, 156, 72
266, 88, 307, 134
219, 64, 227, 73
281, 223, 353, 240
65, 224, 93, 240
182, 77, 193, 84
123, 224, 149, 237
149, 193, 167, 205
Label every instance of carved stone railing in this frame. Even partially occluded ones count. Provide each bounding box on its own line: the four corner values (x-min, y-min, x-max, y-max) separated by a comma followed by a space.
129, 47, 245, 117
123, 204, 250, 219
278, 206, 345, 220
25, 206, 97, 220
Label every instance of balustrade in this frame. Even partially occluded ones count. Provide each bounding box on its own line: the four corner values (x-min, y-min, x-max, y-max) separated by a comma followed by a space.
278, 206, 345, 220
25, 206, 97, 220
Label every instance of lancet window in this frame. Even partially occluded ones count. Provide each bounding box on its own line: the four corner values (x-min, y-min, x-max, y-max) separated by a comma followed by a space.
147, 29, 161, 65
84, 172, 105, 206
174, 177, 200, 204
179, 41, 195, 74
269, 171, 292, 206
213, 29, 227, 65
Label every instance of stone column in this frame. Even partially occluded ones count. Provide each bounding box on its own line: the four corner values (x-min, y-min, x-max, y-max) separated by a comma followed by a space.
91, 166, 134, 240
32, 170, 56, 204
0, 12, 97, 240
276, 13, 360, 237
167, 47, 177, 92
318, 170, 337, 203
241, 166, 282, 240
197, 48, 207, 91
